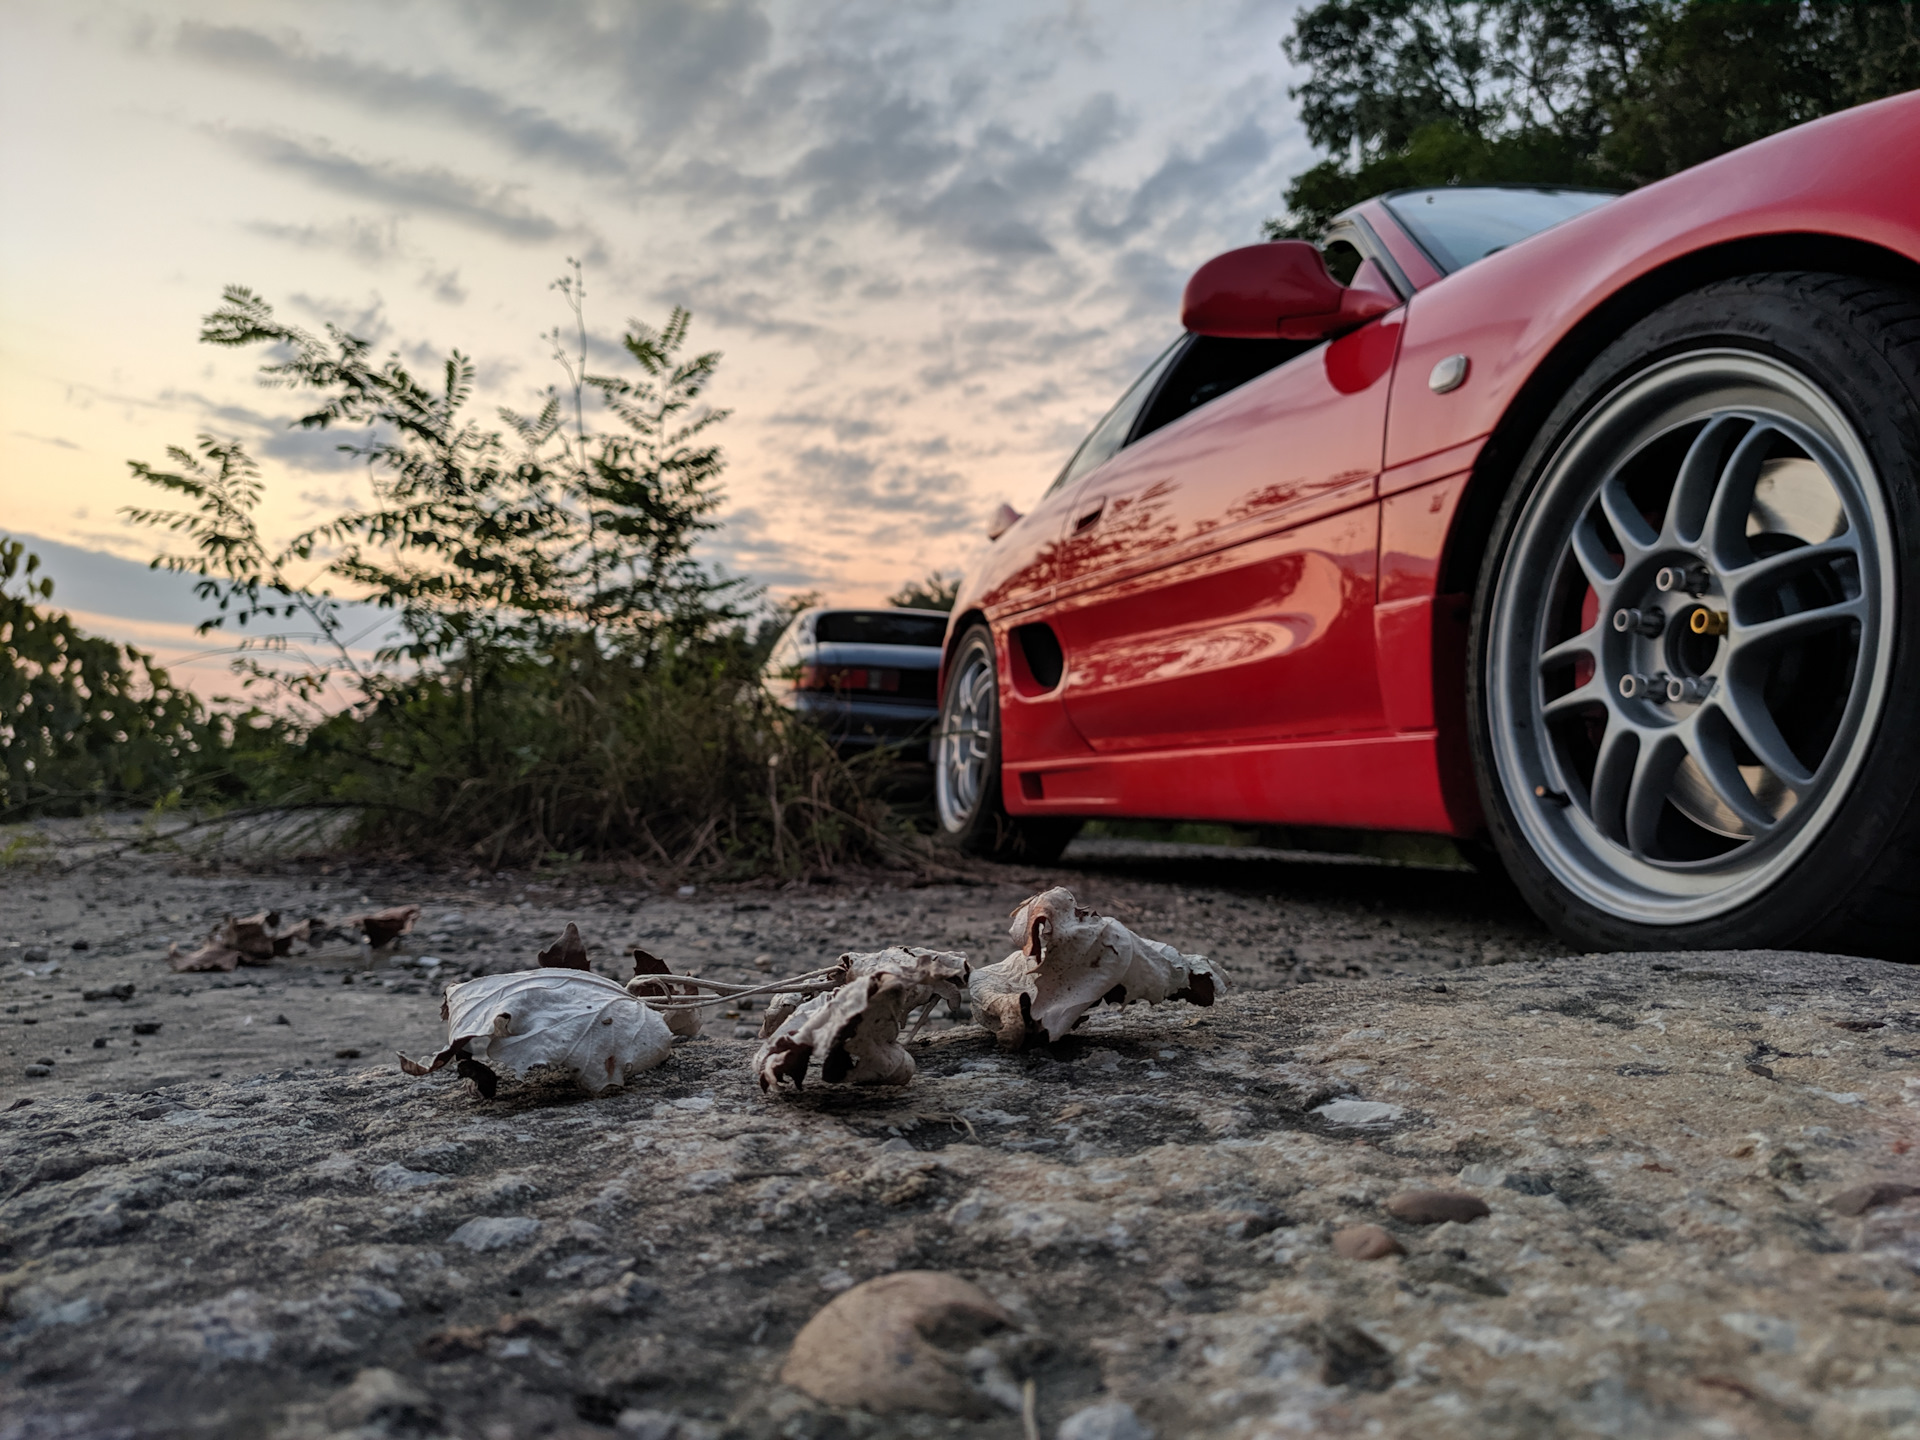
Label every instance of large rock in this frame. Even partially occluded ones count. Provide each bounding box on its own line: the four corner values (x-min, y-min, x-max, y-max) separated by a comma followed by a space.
2, 951, 1915, 1438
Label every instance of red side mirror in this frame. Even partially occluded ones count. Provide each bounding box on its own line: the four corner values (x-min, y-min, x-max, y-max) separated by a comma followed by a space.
987, 502, 1022, 541
1180, 242, 1398, 341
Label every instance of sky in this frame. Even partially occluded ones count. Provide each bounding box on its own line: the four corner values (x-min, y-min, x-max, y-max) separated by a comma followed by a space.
1, 0, 1317, 688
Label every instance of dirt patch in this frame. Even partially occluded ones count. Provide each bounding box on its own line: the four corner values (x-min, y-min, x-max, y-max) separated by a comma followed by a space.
8, 847, 1913, 1437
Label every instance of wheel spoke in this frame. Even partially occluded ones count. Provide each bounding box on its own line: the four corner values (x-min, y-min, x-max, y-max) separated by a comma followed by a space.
1589, 722, 1639, 845
1542, 677, 1606, 723
1732, 594, 1865, 654
1540, 627, 1598, 670
1625, 732, 1688, 856
1702, 422, 1780, 571
1680, 707, 1779, 834
1723, 536, 1859, 610
1570, 516, 1621, 592
1597, 476, 1658, 560
1663, 415, 1748, 544
1715, 672, 1815, 792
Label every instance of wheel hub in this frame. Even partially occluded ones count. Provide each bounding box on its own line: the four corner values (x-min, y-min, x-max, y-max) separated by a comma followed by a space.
1487, 351, 1893, 923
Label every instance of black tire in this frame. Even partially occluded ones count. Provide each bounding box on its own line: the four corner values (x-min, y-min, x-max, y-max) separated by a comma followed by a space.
1468, 272, 1920, 957
934, 624, 1081, 864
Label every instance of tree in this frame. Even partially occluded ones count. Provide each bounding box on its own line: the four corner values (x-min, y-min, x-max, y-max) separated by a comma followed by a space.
119, 275, 898, 871
1268, 1, 1920, 238
0, 536, 252, 817
887, 571, 960, 612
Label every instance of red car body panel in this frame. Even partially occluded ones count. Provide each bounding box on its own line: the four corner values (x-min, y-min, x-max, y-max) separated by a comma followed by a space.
950, 92, 1920, 839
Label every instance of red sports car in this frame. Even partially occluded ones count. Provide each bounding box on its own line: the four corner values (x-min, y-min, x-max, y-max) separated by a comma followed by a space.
936, 91, 1920, 958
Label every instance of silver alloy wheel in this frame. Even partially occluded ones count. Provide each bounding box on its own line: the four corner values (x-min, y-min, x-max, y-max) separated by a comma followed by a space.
935, 638, 996, 833
1488, 350, 1896, 923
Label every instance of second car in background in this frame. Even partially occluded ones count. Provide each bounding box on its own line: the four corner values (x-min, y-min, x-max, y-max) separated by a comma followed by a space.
763, 607, 949, 755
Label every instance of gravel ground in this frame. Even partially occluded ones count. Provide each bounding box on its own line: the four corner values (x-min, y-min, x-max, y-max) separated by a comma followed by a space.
0, 836, 1560, 1103
15, 839, 1914, 1439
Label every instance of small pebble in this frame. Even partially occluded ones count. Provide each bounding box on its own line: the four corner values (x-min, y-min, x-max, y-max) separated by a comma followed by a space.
22, 946, 50, 964
1332, 1224, 1404, 1260
23, 1064, 51, 1078
1829, 1181, 1920, 1217
92, 1037, 107, 1049
336, 1048, 363, 1059
71, 939, 90, 951
1058, 1401, 1155, 1440
1386, 1190, 1490, 1225
132, 1022, 161, 1036
752, 953, 773, 970
83, 984, 135, 1002
275, 1015, 291, 1026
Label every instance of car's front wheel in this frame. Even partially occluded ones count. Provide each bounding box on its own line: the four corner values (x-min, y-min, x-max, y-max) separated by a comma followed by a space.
1471, 272, 1920, 956
935, 624, 1080, 863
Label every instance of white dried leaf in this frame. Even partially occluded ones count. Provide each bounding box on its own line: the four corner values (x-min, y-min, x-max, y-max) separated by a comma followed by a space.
754, 947, 965, 1041
399, 970, 673, 1096
838, 946, 968, 1012
755, 975, 915, 1091
966, 886, 1224, 1048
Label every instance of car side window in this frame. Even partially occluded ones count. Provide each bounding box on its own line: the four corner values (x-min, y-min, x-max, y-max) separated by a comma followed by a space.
1130, 335, 1317, 444
1045, 339, 1184, 495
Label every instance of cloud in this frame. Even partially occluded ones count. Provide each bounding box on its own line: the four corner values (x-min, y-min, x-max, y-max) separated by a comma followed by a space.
421, 267, 468, 304
788, 445, 977, 537
245, 216, 403, 266
177, 22, 630, 175
465, 0, 775, 134
221, 129, 566, 242
153, 389, 367, 474
13, 431, 81, 451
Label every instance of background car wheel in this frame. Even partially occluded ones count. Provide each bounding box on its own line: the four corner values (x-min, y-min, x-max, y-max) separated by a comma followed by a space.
935, 624, 1081, 863
1469, 272, 1920, 956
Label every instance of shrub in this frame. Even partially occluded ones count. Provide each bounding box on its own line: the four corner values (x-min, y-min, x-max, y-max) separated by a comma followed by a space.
122, 270, 911, 875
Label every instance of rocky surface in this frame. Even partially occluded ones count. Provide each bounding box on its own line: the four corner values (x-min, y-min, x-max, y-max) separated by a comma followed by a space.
4, 941, 1917, 1439
0, 839, 1554, 1101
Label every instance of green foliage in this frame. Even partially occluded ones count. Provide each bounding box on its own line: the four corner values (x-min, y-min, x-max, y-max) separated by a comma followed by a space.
887, 571, 960, 612
0, 536, 259, 817
122, 274, 908, 875
1269, 0, 1920, 236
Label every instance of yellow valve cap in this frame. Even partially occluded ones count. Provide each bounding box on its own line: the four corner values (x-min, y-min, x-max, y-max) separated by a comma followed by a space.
1690, 607, 1729, 636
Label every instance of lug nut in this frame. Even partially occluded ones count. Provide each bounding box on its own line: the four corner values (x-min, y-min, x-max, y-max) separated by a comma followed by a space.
1618, 672, 1666, 700
1688, 607, 1729, 636
1655, 563, 1712, 596
1665, 675, 1715, 703
1612, 606, 1665, 637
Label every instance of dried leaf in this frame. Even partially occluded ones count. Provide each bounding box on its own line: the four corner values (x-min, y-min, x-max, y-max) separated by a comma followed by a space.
755, 975, 915, 1092
627, 946, 702, 1039
967, 886, 1224, 1048
398, 969, 673, 1096
168, 910, 312, 972
270, 918, 314, 956
835, 946, 968, 1013
167, 937, 242, 973
346, 905, 422, 948
537, 922, 592, 970
755, 949, 966, 1040
757, 990, 808, 1039
780, 1271, 1023, 1416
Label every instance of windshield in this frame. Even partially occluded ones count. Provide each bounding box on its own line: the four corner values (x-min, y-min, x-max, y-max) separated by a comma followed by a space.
813, 611, 947, 647
1383, 187, 1616, 273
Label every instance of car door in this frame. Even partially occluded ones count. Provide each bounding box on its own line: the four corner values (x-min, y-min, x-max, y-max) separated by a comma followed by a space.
1045, 310, 1403, 752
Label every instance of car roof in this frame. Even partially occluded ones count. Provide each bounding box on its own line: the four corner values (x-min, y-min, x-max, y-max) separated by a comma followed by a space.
798, 606, 950, 620
1372, 182, 1622, 203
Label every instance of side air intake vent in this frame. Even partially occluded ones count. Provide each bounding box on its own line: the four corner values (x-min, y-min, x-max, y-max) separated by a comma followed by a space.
1013, 623, 1065, 692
